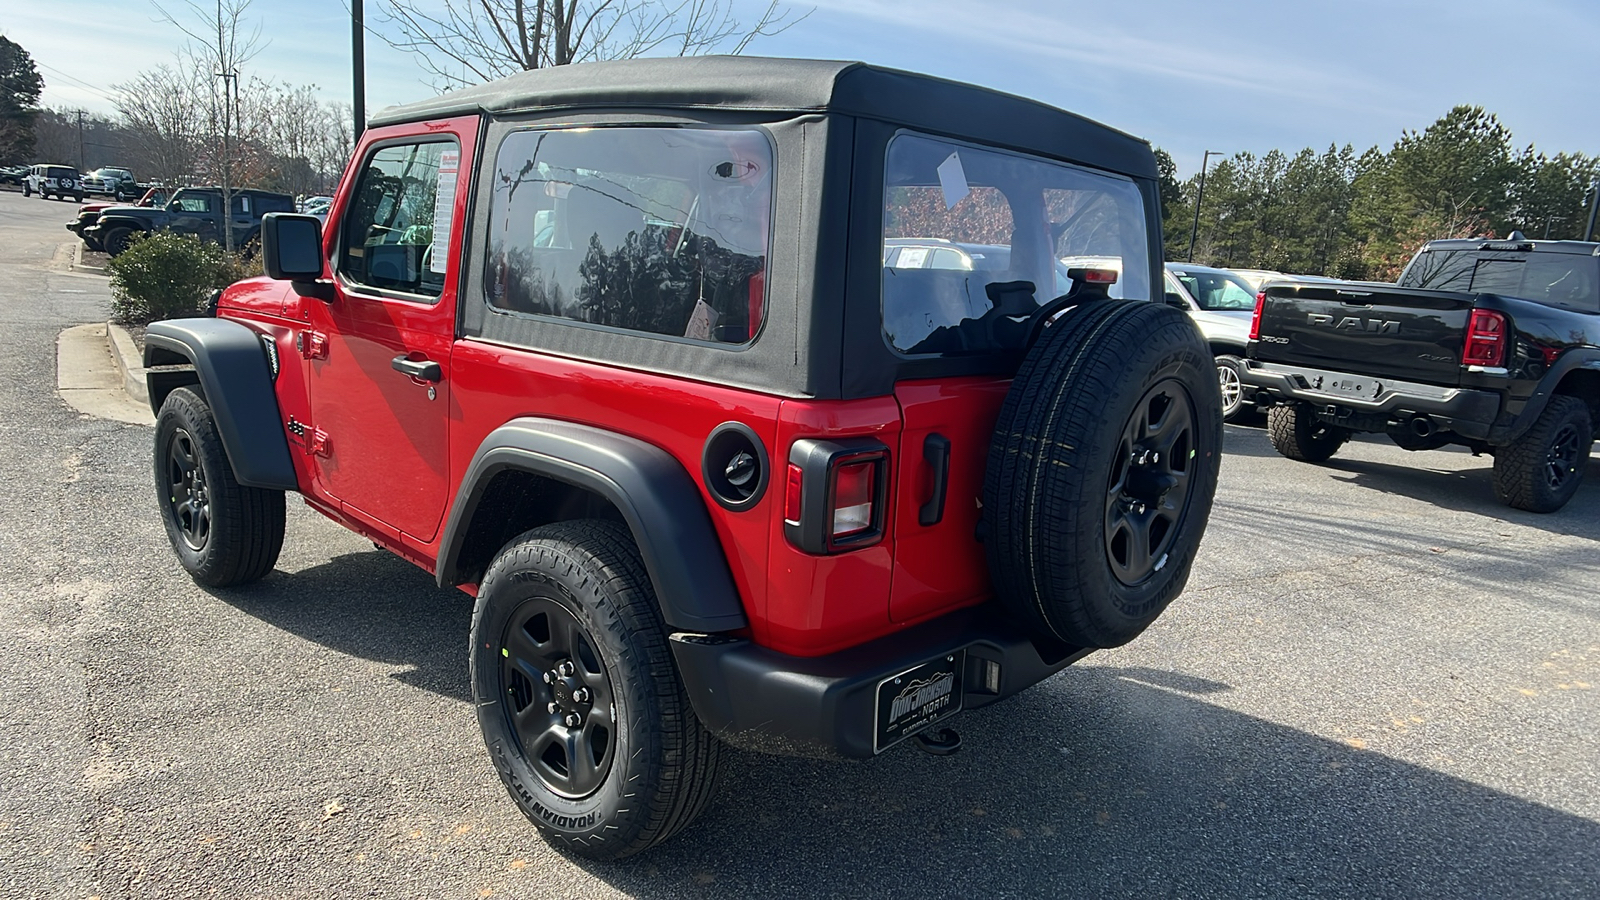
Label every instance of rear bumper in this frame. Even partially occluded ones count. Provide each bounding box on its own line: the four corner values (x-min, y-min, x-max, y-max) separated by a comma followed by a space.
1239, 359, 1501, 440
670, 605, 1091, 760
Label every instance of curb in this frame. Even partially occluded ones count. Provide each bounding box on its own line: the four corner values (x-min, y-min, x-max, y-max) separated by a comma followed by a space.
71, 239, 108, 275
107, 321, 147, 405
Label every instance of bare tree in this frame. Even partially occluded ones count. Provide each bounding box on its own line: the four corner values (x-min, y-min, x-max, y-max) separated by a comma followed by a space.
151, 0, 266, 251
375, 0, 805, 90
115, 63, 210, 188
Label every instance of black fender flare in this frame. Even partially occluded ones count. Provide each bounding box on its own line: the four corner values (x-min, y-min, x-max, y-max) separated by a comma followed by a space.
1499, 349, 1600, 443
437, 418, 748, 634
95, 215, 151, 234
143, 318, 297, 491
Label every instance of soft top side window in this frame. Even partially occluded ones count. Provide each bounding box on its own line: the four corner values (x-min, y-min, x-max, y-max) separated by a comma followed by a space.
338, 139, 457, 300
881, 132, 1151, 355
483, 125, 773, 345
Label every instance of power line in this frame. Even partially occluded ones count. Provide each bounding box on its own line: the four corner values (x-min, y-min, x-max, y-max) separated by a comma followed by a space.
33, 61, 120, 105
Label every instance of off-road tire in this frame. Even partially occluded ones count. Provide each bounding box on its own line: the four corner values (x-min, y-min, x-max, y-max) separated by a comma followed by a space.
22, 183, 31, 197
1267, 403, 1349, 462
82, 236, 104, 254
104, 227, 136, 257
984, 300, 1223, 649
73, 193, 83, 203
471, 520, 721, 860
1216, 354, 1249, 423
1492, 395, 1592, 512
154, 387, 285, 586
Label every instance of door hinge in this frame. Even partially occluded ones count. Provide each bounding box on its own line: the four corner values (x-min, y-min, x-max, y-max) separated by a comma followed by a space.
297, 330, 328, 360
308, 428, 332, 458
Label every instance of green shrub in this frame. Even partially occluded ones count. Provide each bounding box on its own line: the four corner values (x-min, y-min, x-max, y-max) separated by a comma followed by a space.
106, 231, 253, 324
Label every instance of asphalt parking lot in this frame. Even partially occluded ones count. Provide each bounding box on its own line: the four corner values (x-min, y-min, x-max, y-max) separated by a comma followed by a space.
2, 187, 1596, 898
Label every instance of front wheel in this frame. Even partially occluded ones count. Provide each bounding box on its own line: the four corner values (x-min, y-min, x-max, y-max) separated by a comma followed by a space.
21, 183, 30, 197
104, 227, 136, 257
154, 387, 285, 586
1215, 354, 1250, 423
1267, 403, 1349, 462
471, 520, 720, 860
1492, 395, 1592, 512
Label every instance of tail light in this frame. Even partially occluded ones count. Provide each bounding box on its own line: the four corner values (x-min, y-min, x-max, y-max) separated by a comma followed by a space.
1249, 291, 1266, 341
1462, 309, 1508, 367
784, 439, 889, 554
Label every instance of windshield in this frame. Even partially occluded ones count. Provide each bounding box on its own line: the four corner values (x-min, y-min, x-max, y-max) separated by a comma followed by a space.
1168, 268, 1257, 310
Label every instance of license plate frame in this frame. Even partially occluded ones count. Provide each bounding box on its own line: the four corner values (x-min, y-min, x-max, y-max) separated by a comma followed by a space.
1322, 375, 1378, 399
874, 650, 965, 753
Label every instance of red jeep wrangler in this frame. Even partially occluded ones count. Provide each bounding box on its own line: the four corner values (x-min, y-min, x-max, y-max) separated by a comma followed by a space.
145, 57, 1221, 859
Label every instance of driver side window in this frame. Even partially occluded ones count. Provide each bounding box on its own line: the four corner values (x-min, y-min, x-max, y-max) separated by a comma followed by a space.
339, 140, 456, 299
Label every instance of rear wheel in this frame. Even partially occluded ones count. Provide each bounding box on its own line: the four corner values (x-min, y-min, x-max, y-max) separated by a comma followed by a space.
1267, 403, 1349, 462
154, 387, 285, 586
1492, 395, 1592, 512
471, 520, 720, 860
984, 301, 1223, 649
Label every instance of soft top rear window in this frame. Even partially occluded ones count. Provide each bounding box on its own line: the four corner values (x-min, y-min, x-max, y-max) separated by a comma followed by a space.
881, 132, 1151, 355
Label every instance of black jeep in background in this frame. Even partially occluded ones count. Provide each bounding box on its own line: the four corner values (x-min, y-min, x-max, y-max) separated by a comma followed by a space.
84, 187, 295, 256
1241, 233, 1599, 512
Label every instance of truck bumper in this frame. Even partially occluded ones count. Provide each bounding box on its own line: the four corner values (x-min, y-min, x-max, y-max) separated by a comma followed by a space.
670, 605, 1091, 760
1239, 359, 1501, 441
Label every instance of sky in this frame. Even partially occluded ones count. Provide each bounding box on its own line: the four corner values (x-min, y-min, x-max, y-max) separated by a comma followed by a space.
6, 0, 1598, 178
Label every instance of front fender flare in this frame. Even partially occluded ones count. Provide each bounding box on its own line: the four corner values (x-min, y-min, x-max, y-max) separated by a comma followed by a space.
438, 418, 748, 634
143, 318, 297, 491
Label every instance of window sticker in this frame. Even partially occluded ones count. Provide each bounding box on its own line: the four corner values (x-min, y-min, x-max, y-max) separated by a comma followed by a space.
896, 247, 930, 268
936, 152, 970, 210
431, 148, 460, 274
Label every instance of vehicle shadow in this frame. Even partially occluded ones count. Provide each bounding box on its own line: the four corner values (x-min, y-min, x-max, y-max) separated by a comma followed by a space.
209, 548, 474, 701
577, 664, 1600, 899
1321, 451, 1600, 533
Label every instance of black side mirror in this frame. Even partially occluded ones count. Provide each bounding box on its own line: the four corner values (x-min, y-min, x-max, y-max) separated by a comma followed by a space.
1164, 292, 1189, 310
261, 212, 325, 282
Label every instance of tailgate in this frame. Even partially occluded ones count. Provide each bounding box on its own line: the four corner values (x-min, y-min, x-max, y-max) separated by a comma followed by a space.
1253, 283, 1475, 385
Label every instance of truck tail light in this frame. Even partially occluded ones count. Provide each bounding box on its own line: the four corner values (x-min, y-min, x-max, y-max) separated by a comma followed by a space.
1462, 309, 1507, 367
784, 439, 889, 554
1249, 291, 1265, 341
831, 460, 877, 538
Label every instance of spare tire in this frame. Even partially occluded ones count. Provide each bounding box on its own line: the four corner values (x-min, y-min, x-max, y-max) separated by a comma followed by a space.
983, 300, 1223, 649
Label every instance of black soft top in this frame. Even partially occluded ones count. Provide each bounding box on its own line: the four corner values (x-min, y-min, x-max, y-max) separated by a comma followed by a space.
369, 55, 1156, 179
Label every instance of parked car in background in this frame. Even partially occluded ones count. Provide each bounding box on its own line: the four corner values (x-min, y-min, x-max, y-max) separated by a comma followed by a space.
82, 167, 140, 202
1164, 263, 1261, 422
22, 165, 83, 202
84, 187, 295, 256
67, 187, 170, 252
297, 195, 333, 216
0, 165, 28, 186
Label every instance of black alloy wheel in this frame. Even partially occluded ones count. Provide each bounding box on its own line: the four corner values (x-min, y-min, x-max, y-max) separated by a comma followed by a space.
1104, 378, 1197, 586
1543, 422, 1584, 492
499, 597, 617, 798
164, 426, 211, 551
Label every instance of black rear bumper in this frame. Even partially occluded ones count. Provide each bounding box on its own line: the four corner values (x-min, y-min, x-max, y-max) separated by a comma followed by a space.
1239, 359, 1502, 441
670, 605, 1091, 760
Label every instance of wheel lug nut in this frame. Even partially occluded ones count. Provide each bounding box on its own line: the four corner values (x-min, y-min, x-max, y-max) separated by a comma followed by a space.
565, 713, 582, 728
546, 702, 559, 714
542, 672, 553, 684
558, 661, 576, 677
573, 688, 590, 703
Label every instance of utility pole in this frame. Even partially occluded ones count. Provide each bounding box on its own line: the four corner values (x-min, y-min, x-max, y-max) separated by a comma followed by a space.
217, 66, 238, 254
353, 0, 366, 143
76, 111, 85, 171
1187, 150, 1223, 263
1586, 177, 1599, 243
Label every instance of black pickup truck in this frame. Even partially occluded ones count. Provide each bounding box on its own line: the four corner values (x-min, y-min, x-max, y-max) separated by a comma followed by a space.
83, 186, 294, 257
1239, 233, 1598, 512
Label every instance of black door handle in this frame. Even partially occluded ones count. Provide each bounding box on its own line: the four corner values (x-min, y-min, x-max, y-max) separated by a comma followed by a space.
919, 433, 951, 526
391, 355, 442, 383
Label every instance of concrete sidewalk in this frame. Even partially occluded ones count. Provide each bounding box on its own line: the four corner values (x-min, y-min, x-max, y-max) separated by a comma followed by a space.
57, 322, 154, 426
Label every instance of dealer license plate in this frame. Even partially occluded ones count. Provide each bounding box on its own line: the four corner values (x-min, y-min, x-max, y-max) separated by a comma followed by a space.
874, 650, 964, 752
1322, 376, 1378, 398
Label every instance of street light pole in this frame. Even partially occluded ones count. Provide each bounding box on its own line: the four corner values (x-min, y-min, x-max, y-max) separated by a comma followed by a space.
1187, 150, 1223, 263
1585, 177, 1599, 243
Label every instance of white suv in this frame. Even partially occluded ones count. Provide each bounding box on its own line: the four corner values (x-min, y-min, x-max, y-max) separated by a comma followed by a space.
23, 165, 84, 202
